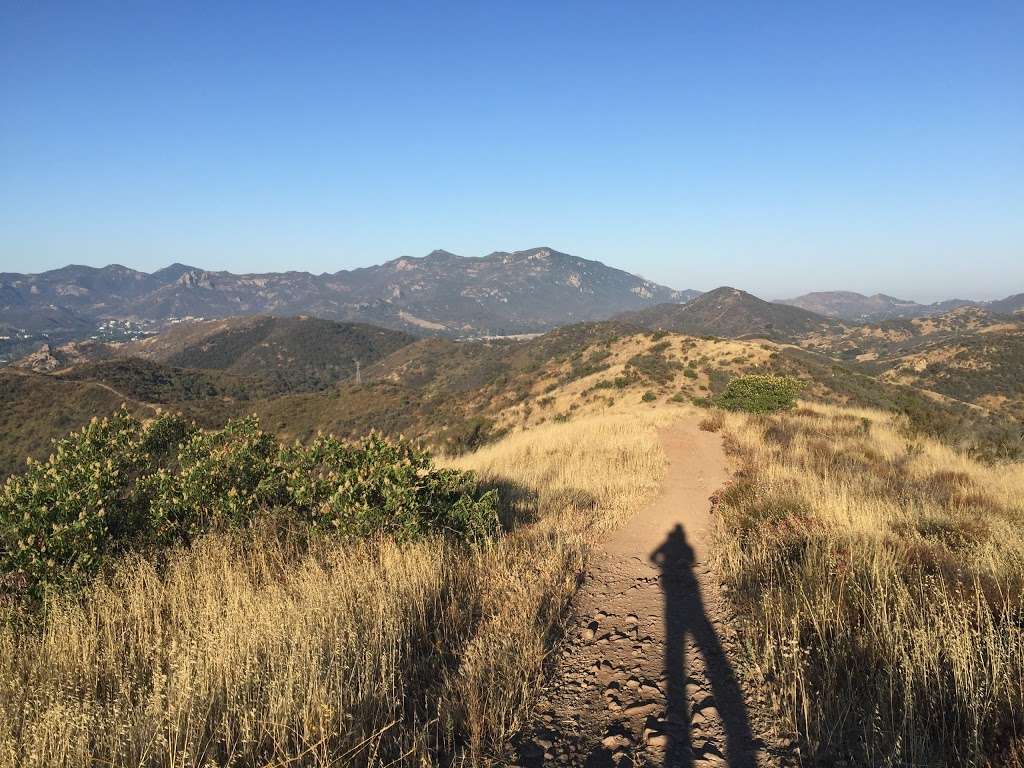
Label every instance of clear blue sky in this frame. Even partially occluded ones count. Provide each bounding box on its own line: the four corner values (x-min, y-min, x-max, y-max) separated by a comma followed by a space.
2, 1, 1021, 301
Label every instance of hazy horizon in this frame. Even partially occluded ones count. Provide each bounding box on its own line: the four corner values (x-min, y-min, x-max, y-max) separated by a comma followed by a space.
3, 247, 1019, 305
3, 2, 1022, 303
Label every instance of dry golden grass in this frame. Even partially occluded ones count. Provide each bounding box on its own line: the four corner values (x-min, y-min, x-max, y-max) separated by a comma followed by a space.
492, 332, 775, 433
0, 412, 667, 768
446, 411, 668, 530
713, 401, 1024, 766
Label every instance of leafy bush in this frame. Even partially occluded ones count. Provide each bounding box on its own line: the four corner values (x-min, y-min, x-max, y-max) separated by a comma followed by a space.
0, 409, 498, 597
280, 432, 498, 540
717, 374, 804, 413
143, 416, 286, 538
0, 409, 186, 596
641, 391, 657, 402
441, 416, 503, 455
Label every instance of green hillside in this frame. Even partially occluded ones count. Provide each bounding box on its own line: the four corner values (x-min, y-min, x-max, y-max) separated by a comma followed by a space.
0, 369, 153, 478
126, 315, 416, 393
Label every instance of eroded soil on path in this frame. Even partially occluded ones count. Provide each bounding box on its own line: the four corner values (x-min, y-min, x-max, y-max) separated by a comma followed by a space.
511, 419, 796, 767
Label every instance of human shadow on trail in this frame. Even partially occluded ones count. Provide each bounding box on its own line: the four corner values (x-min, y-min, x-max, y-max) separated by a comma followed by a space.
650, 524, 756, 767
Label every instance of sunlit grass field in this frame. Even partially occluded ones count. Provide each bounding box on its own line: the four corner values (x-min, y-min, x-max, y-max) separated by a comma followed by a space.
712, 402, 1024, 766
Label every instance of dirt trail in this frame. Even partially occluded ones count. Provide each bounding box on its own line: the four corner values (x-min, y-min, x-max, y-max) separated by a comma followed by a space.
512, 417, 792, 767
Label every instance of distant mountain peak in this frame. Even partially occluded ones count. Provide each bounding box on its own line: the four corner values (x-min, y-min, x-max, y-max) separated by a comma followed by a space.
175, 269, 215, 289
698, 286, 752, 301
152, 263, 201, 282
423, 249, 460, 261
618, 285, 840, 341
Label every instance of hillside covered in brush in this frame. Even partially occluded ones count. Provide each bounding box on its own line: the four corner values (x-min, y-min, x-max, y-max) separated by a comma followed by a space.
3, 306, 1022, 479
2, 310, 1023, 767
618, 286, 848, 340
120, 315, 415, 391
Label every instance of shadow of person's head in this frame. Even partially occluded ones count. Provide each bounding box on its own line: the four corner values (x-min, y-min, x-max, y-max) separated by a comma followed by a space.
650, 523, 695, 571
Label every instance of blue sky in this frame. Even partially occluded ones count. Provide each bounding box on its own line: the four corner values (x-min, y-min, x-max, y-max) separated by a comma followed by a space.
1, 1, 1021, 301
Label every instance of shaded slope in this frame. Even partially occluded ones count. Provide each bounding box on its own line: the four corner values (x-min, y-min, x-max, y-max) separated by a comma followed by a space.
124, 315, 415, 393
618, 286, 845, 341
0, 369, 153, 478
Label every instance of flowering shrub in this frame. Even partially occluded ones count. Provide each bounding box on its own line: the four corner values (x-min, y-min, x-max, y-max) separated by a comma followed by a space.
280, 432, 498, 540
143, 416, 286, 538
0, 409, 498, 597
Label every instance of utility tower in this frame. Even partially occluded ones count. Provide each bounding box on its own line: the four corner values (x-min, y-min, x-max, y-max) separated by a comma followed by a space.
354, 359, 361, 385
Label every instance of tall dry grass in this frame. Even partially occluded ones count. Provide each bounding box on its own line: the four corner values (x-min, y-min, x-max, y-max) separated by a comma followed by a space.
712, 402, 1024, 766
0, 413, 666, 768
445, 411, 668, 530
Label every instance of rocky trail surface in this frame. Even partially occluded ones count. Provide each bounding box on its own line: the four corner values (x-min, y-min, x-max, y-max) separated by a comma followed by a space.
511, 419, 796, 767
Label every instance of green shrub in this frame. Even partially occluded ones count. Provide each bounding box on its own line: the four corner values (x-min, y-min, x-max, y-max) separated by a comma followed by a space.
560, 349, 612, 384
641, 391, 658, 403
717, 375, 804, 413
441, 416, 502, 454
143, 415, 286, 537
280, 432, 498, 541
0, 409, 498, 598
627, 350, 682, 384
0, 410, 192, 595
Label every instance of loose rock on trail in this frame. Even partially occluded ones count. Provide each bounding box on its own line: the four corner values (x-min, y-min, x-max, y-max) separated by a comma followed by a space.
511, 418, 797, 767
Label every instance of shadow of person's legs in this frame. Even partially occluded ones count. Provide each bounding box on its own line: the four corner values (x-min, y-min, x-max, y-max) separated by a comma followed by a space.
651, 524, 755, 767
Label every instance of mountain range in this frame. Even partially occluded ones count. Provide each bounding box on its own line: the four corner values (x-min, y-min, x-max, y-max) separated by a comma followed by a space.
5, 247, 1022, 344
0, 247, 695, 339
779, 290, 1024, 321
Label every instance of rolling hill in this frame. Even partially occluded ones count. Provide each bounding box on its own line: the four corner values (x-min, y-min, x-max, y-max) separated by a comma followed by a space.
4, 304, 1021, 480
777, 291, 969, 320
0, 368, 156, 478
121, 315, 415, 392
989, 292, 1024, 315
617, 286, 847, 340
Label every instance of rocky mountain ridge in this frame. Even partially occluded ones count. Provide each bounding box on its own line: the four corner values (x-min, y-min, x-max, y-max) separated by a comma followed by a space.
0, 247, 697, 339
